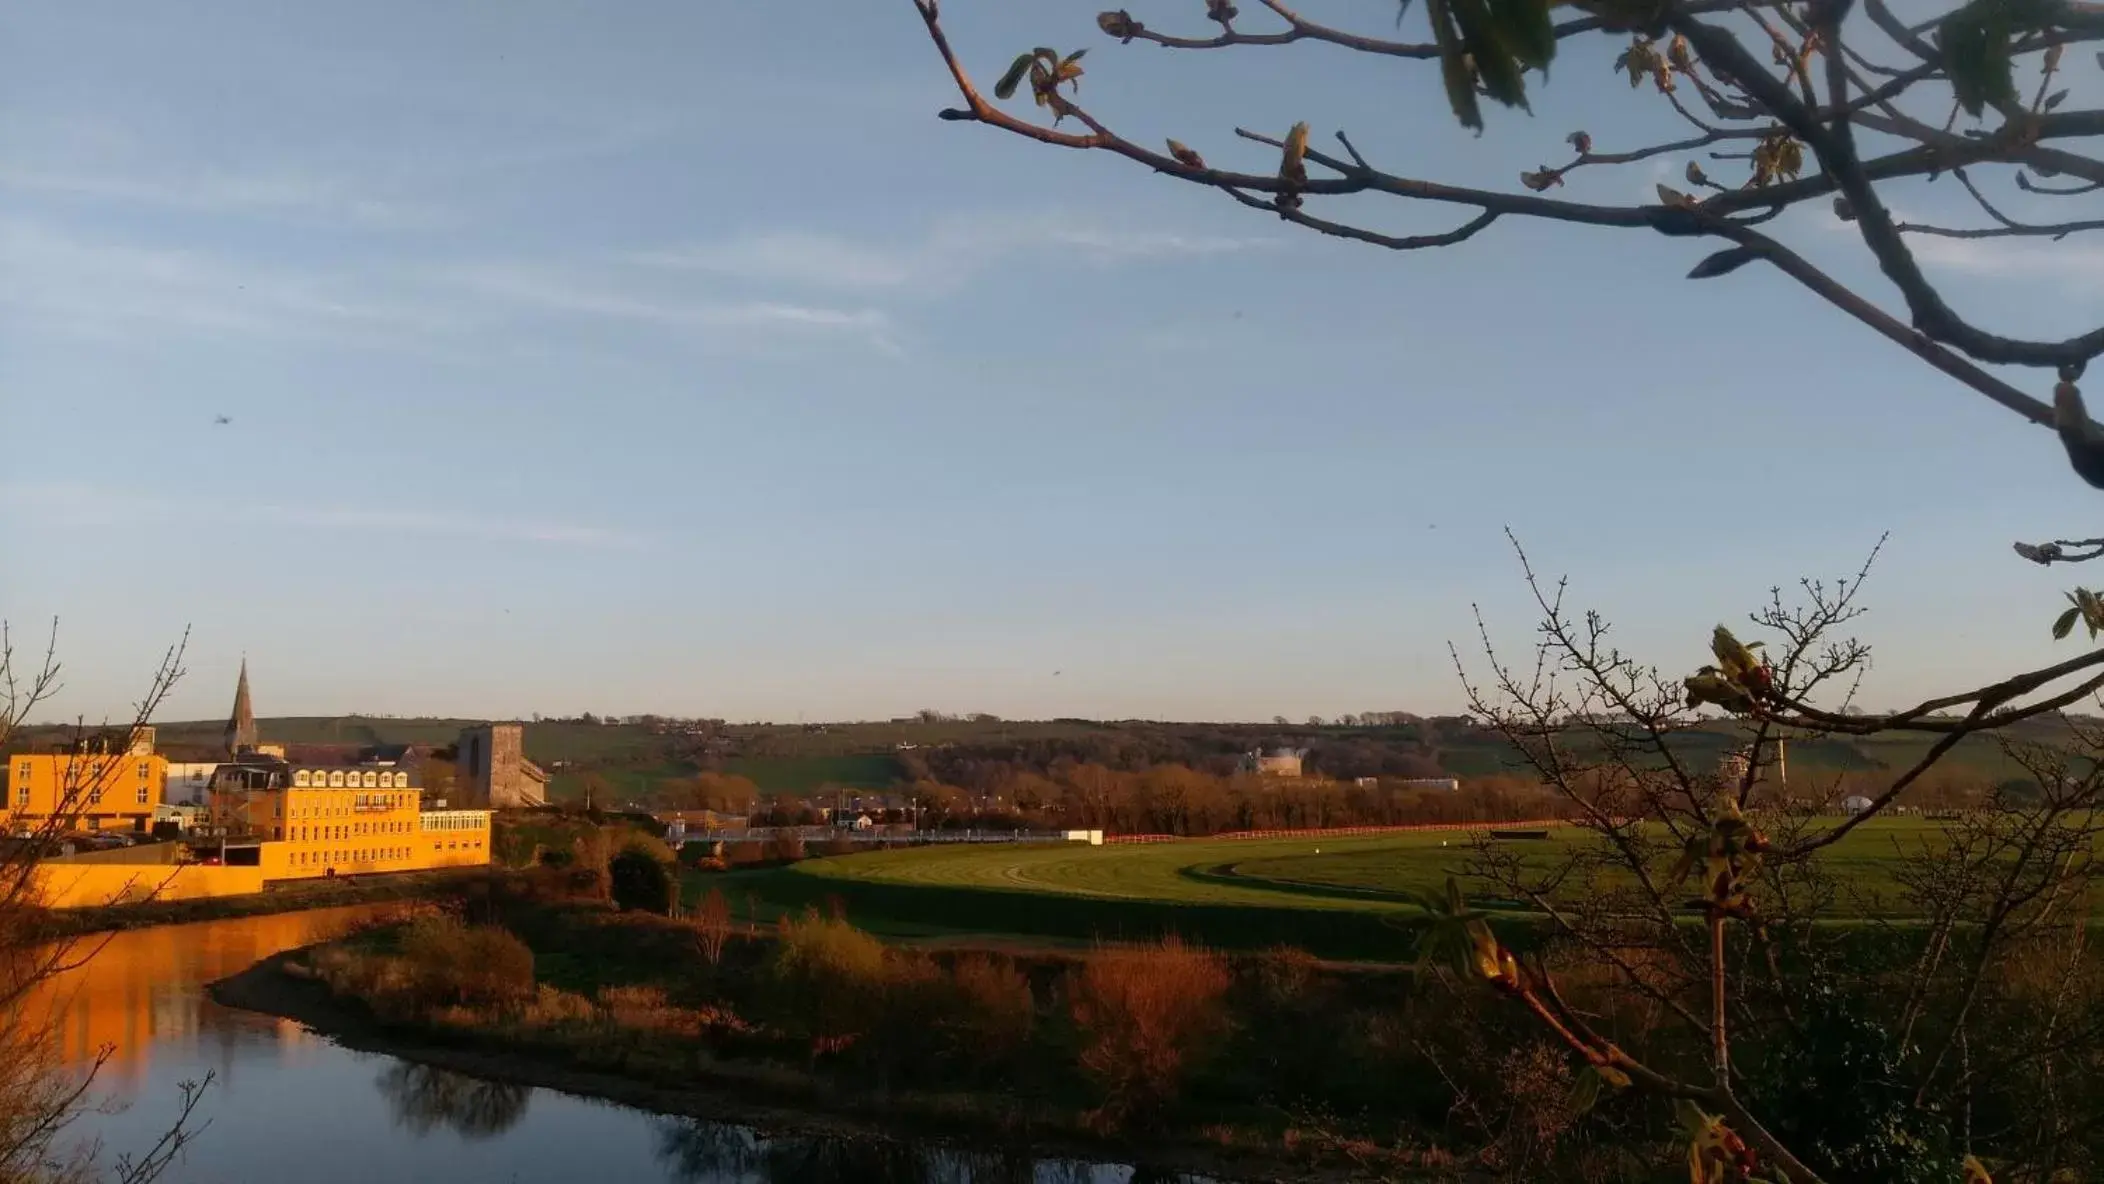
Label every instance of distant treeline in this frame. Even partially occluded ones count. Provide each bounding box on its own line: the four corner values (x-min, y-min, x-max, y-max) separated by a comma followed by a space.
648, 763, 1562, 837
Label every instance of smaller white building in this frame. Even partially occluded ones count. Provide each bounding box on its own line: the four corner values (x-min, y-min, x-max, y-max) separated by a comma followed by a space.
1840, 794, 1875, 815
164, 762, 219, 805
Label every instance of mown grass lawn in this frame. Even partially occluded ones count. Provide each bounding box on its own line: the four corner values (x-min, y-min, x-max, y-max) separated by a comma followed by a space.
699, 819, 2083, 961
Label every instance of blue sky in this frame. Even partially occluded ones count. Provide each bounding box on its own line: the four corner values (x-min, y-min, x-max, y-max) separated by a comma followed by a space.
1, 0, 2097, 725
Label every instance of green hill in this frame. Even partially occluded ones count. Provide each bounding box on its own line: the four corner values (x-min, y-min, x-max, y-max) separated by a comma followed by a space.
13, 709, 2086, 808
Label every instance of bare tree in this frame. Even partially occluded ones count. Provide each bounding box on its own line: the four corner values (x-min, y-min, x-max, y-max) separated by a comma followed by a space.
1, 620, 210, 1183
909, 0, 2104, 536
905, 7, 2104, 1175
1430, 536, 2104, 1181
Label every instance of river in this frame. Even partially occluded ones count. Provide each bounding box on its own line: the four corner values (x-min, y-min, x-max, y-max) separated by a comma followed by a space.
24, 905, 1202, 1184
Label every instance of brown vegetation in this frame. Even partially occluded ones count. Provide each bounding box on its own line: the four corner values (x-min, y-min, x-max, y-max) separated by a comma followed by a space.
1066, 937, 1232, 1130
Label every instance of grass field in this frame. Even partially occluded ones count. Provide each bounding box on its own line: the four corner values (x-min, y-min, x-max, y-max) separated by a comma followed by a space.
713, 819, 2042, 961
720, 754, 903, 792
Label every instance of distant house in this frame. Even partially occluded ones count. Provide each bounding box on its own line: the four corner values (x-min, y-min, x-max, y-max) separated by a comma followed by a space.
1396, 777, 1461, 792
1841, 794, 1875, 815
1240, 748, 1308, 778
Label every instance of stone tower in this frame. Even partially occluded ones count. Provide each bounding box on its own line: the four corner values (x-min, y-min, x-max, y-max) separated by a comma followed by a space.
224, 659, 258, 757
455, 723, 545, 809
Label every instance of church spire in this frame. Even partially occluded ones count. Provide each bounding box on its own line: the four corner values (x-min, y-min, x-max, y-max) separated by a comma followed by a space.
224, 658, 258, 756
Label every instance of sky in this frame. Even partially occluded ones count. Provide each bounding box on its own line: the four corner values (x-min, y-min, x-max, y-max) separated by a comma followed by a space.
1, 0, 2099, 726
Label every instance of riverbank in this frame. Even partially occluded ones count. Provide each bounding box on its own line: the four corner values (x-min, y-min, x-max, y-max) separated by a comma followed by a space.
45, 868, 488, 938
209, 946, 1435, 1184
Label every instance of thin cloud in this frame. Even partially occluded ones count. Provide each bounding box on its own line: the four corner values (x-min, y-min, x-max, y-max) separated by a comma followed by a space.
627, 211, 1285, 294
1, 482, 646, 550
1908, 234, 2104, 289
1814, 202, 2104, 292
440, 263, 903, 355
0, 217, 463, 347
0, 165, 449, 231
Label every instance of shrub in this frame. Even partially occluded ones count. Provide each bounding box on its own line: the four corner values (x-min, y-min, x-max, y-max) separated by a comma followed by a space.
398, 916, 537, 1014
537, 847, 575, 869
609, 843, 676, 915
938, 953, 1037, 1073
594, 984, 696, 1036
693, 888, 732, 966
770, 833, 807, 863
771, 908, 891, 1043
1066, 937, 1232, 1128
620, 832, 677, 864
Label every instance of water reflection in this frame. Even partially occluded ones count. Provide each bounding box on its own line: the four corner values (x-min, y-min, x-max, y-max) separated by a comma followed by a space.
26, 905, 377, 1090
376, 1061, 533, 1140
26, 907, 1224, 1184
653, 1118, 1160, 1184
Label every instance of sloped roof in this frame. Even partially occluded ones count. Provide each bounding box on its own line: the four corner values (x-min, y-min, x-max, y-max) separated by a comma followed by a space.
224, 660, 258, 756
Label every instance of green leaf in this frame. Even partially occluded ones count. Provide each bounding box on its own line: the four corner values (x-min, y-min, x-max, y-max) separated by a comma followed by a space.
1063, 48, 1088, 66
1449, 0, 1528, 109
993, 52, 1037, 100
1487, 0, 1556, 73
1568, 1064, 1603, 1116
1687, 246, 1759, 279
1428, 0, 1485, 132
1674, 1098, 1713, 1138
1938, 0, 2026, 117
2055, 605, 2082, 640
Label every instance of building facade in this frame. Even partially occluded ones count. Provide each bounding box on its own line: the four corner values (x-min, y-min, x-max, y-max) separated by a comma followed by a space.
455, 723, 548, 809
3, 742, 169, 835
195, 665, 493, 879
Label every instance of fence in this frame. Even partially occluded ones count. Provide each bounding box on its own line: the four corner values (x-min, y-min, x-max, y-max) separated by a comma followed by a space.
678, 825, 1080, 847
1103, 819, 1574, 845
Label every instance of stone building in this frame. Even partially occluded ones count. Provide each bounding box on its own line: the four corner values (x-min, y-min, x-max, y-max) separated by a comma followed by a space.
454, 723, 548, 809
1240, 747, 1309, 778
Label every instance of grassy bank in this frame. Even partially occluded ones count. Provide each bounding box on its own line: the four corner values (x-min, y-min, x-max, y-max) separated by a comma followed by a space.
239, 878, 1576, 1180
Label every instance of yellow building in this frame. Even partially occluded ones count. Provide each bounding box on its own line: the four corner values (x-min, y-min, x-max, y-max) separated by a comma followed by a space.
209, 757, 489, 878
3, 732, 169, 836
26, 664, 492, 908
195, 662, 491, 881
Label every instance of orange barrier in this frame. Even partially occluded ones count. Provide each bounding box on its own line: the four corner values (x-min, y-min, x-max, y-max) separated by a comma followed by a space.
1103, 819, 1574, 845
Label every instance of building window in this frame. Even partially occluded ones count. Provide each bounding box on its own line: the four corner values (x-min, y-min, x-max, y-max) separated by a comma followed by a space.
362, 772, 377, 789
295, 770, 311, 788
89, 786, 102, 806
13, 787, 27, 807
136, 786, 149, 805
12, 761, 28, 781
